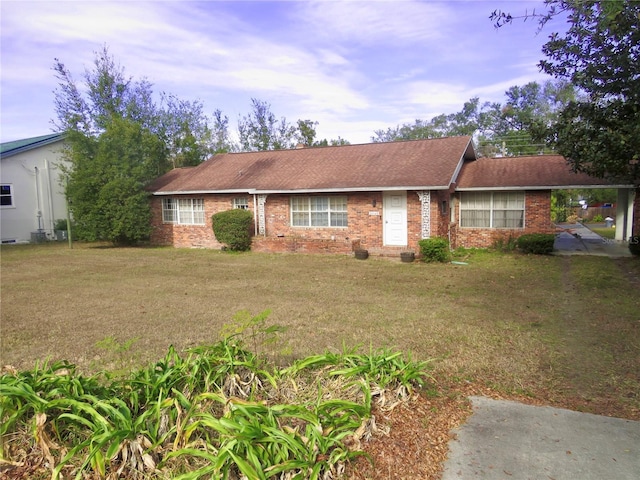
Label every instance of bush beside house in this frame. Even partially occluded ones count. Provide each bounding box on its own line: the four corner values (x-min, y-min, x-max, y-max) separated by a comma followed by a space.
516, 233, 555, 255
211, 209, 253, 251
418, 238, 450, 263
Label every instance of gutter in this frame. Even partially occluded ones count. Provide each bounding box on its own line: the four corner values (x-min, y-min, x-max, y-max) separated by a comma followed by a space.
153, 185, 452, 196
456, 184, 634, 191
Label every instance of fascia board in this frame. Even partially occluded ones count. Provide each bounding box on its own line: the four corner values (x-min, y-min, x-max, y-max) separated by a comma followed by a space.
152, 189, 251, 195
456, 184, 634, 191
449, 138, 477, 186
1, 136, 66, 159
251, 186, 450, 194
153, 186, 451, 195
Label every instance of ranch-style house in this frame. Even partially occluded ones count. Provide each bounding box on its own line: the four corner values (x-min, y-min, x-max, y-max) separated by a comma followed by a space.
148, 136, 637, 255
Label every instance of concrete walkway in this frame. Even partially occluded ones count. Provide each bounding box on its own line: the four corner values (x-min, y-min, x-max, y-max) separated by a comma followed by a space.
553, 223, 632, 257
442, 396, 640, 480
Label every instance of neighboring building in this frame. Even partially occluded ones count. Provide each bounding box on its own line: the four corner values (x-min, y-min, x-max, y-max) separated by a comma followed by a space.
1, 134, 68, 243
148, 136, 636, 255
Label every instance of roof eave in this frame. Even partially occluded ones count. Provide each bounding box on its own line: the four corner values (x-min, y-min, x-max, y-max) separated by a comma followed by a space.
0, 134, 66, 158
456, 184, 635, 191
449, 138, 478, 186
153, 185, 452, 195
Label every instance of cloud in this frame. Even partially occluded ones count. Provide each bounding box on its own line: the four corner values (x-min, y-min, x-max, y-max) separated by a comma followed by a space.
1, 0, 564, 144
293, 0, 450, 45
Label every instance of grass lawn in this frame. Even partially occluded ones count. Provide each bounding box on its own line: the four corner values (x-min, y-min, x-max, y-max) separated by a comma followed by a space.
2, 243, 639, 420
587, 225, 616, 239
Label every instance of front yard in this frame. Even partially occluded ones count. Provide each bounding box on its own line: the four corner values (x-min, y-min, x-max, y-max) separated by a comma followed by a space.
1, 243, 638, 478
2, 243, 638, 417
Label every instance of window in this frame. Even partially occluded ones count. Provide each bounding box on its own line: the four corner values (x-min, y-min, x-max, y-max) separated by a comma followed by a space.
162, 198, 205, 225
460, 192, 524, 228
233, 197, 249, 210
291, 196, 347, 227
1, 185, 13, 208
162, 198, 176, 223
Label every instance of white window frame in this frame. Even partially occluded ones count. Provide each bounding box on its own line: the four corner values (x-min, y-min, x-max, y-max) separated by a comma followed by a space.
233, 197, 249, 210
460, 192, 525, 229
162, 198, 205, 225
1, 184, 14, 208
291, 196, 348, 227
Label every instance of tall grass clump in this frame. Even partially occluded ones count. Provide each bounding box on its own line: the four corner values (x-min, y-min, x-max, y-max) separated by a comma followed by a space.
1, 331, 434, 479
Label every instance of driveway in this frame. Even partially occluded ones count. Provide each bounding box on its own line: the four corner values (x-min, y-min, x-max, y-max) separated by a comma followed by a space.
553, 223, 632, 257
442, 396, 640, 480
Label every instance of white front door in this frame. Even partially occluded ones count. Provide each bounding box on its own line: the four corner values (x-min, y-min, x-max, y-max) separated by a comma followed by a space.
383, 191, 407, 246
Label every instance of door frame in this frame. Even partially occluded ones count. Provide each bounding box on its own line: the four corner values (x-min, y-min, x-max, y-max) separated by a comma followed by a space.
383, 191, 408, 246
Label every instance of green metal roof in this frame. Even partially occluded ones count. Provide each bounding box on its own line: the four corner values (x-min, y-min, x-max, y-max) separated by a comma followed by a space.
0, 133, 65, 157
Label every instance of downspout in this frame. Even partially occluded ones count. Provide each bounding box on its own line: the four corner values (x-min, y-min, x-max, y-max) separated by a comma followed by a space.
34, 166, 43, 231
45, 159, 56, 236
253, 194, 258, 236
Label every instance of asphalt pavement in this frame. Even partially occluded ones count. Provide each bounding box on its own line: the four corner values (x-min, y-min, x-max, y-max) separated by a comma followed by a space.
442, 396, 640, 480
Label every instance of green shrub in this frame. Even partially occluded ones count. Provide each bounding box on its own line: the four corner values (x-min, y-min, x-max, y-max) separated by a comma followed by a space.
629, 236, 640, 256
418, 237, 450, 262
212, 209, 253, 251
591, 214, 604, 223
516, 233, 555, 255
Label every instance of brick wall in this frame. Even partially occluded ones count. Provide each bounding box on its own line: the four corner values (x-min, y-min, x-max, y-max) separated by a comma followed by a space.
150, 190, 557, 252
253, 192, 430, 255
150, 191, 448, 255
150, 194, 250, 249
452, 190, 554, 248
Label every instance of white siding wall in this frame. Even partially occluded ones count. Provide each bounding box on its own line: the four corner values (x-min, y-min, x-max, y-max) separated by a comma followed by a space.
1, 141, 68, 243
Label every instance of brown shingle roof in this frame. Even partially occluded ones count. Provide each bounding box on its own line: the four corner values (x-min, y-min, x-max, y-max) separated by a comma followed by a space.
456, 155, 632, 190
149, 136, 475, 194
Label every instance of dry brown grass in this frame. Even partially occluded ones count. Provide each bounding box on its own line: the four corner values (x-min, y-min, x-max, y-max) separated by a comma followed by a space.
2, 242, 639, 419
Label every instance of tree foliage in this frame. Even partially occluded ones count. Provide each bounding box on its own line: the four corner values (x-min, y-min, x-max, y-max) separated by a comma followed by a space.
159, 93, 213, 168
236, 99, 349, 151
54, 46, 211, 244
492, 0, 640, 185
371, 80, 576, 157
372, 97, 494, 143
237, 98, 298, 151
65, 117, 165, 245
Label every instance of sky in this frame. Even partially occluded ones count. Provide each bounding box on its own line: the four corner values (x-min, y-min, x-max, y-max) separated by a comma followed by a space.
0, 0, 569, 145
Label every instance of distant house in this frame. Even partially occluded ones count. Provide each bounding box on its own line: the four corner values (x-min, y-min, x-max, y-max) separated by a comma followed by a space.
148, 137, 636, 255
0, 134, 68, 243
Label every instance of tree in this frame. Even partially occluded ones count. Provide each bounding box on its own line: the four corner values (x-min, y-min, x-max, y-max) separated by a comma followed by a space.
159, 93, 213, 168
236, 100, 347, 150
237, 98, 297, 151
296, 119, 318, 146
295, 119, 350, 147
211, 109, 234, 153
65, 117, 165, 244
372, 97, 500, 144
481, 80, 578, 156
492, 0, 640, 185
53, 46, 211, 244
